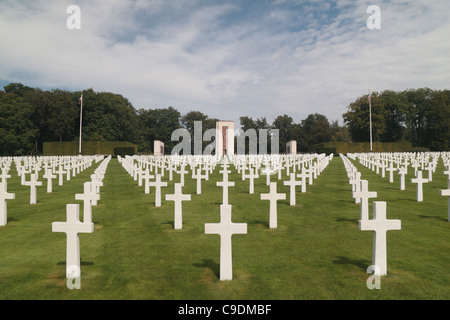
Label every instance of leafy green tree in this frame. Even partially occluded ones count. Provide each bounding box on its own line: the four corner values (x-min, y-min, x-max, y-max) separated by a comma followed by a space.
403, 87, 434, 148
421, 90, 450, 150
343, 92, 387, 143
137, 107, 181, 153
0, 92, 38, 155
330, 120, 351, 143
272, 114, 293, 153
379, 90, 408, 142
299, 113, 332, 151
78, 89, 139, 143
4, 83, 34, 97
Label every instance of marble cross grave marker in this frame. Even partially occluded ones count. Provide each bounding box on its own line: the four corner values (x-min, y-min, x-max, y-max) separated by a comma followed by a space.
0, 180, 15, 226
177, 165, 188, 187
243, 167, 257, 194
149, 174, 167, 207
359, 201, 401, 276
356, 180, 377, 221
56, 165, 65, 186
75, 182, 99, 223
192, 167, 207, 195
23, 173, 42, 204
43, 169, 56, 193
52, 204, 94, 283
205, 204, 247, 281
386, 161, 397, 183
296, 170, 308, 193
398, 166, 407, 191
165, 183, 191, 229
439, 177, 450, 222
283, 173, 301, 206
217, 172, 235, 205
260, 182, 286, 228
411, 171, 429, 202
142, 169, 154, 194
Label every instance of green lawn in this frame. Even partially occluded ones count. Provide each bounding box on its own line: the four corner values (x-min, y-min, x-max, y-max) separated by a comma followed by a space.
0, 155, 448, 299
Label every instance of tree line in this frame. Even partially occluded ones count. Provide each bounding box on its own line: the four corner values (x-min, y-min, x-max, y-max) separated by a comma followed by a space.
343, 88, 449, 151
0, 83, 447, 156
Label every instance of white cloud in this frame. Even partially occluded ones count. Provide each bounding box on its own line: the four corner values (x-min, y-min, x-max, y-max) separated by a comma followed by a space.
0, 0, 449, 126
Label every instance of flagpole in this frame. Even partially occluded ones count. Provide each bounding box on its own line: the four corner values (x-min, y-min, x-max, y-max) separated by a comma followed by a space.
369, 89, 373, 152
79, 93, 83, 154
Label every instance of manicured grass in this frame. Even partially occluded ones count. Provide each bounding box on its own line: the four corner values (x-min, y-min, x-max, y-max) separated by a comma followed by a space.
0, 156, 448, 299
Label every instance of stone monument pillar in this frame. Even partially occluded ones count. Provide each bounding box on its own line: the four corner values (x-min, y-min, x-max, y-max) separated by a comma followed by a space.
286, 140, 297, 154
216, 121, 234, 156
154, 140, 164, 156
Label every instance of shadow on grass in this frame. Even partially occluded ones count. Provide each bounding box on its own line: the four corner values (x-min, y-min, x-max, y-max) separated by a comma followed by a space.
161, 221, 174, 227
417, 215, 448, 222
57, 260, 94, 266
332, 256, 370, 272
335, 217, 359, 225
193, 259, 220, 279
248, 220, 269, 228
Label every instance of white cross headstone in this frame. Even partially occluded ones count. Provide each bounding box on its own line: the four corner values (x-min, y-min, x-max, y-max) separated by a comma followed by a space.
52, 204, 94, 281
192, 168, 207, 195
0, 180, 15, 226
283, 173, 301, 206
398, 166, 407, 191
386, 162, 397, 183
205, 204, 247, 281
177, 165, 188, 187
43, 169, 56, 193
356, 180, 378, 221
217, 173, 235, 205
75, 182, 99, 224
165, 183, 191, 229
439, 177, 450, 222
0, 168, 11, 183
149, 174, 167, 207
261, 163, 275, 185
142, 169, 154, 194
56, 165, 65, 186
243, 167, 257, 194
296, 170, 308, 193
411, 171, 429, 202
359, 201, 401, 276
23, 173, 42, 204
260, 182, 286, 228
425, 162, 434, 182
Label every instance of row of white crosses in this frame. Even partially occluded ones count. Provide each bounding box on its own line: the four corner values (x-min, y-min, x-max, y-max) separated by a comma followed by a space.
19, 155, 102, 204
341, 154, 401, 276
52, 156, 111, 287
122, 153, 333, 230
439, 153, 450, 221
354, 152, 448, 203
0, 155, 102, 226
119, 153, 332, 280
205, 158, 246, 280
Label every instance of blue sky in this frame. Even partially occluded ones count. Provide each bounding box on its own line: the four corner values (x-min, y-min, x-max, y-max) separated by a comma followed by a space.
1, 0, 449, 127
